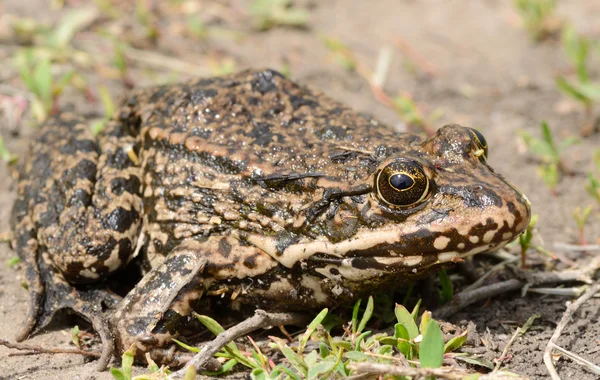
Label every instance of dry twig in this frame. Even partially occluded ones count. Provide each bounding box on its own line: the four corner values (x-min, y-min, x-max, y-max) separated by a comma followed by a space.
543, 282, 600, 379
170, 309, 308, 379
348, 362, 470, 380
0, 338, 101, 357
435, 257, 600, 319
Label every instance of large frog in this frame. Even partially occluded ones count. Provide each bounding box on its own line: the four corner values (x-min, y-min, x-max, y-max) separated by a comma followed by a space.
10, 69, 531, 368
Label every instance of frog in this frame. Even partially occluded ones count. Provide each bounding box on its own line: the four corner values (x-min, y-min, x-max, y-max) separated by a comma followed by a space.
10, 69, 531, 369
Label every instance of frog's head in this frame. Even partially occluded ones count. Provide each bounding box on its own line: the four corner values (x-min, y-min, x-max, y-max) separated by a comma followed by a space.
259, 125, 530, 283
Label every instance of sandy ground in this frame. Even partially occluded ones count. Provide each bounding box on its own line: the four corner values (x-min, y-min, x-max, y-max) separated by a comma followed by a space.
0, 1, 599, 379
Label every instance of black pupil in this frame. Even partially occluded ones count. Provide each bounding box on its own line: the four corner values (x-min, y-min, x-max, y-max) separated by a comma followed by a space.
390, 173, 414, 190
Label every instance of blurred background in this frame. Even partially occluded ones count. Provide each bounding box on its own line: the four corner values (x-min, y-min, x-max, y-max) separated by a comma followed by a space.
0, 1, 599, 379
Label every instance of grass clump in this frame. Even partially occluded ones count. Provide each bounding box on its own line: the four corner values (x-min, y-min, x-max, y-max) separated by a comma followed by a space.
513, 0, 561, 41
110, 296, 479, 379
586, 150, 600, 204
556, 25, 600, 136
249, 0, 309, 31
519, 121, 578, 194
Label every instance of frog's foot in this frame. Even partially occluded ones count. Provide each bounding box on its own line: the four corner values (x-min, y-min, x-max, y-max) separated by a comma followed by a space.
18, 253, 121, 370
111, 249, 209, 366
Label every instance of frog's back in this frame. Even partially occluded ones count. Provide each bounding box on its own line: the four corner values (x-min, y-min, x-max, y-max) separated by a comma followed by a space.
128, 69, 419, 181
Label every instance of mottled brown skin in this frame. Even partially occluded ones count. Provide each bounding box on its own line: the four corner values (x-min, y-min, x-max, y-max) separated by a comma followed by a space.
10, 69, 531, 368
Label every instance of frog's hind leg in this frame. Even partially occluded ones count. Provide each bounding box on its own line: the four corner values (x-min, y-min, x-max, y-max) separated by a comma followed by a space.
35, 251, 122, 369
9, 113, 143, 368
10, 199, 43, 342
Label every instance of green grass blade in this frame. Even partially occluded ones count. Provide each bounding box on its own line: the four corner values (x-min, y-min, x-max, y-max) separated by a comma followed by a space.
357, 296, 374, 333
394, 304, 419, 339
419, 320, 444, 369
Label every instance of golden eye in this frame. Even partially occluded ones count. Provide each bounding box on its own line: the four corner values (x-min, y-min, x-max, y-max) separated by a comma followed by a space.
468, 128, 488, 161
376, 160, 431, 208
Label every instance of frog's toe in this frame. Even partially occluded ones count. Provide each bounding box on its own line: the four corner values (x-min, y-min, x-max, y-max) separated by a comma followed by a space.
20, 256, 121, 369
15, 265, 44, 342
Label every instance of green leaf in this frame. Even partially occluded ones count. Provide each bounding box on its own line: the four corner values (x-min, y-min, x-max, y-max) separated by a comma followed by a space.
249, 0, 308, 30
444, 330, 468, 353
32, 58, 53, 107
561, 24, 590, 82
540, 122, 557, 155
146, 355, 159, 373
556, 76, 592, 104
351, 298, 361, 334
250, 368, 267, 380
184, 365, 197, 380
397, 340, 414, 360
271, 337, 308, 376
172, 338, 200, 353
394, 323, 410, 340
98, 85, 115, 119
419, 311, 432, 338
304, 349, 319, 368
394, 304, 419, 339
270, 364, 302, 380
201, 359, 238, 376
299, 308, 328, 353
319, 341, 330, 358
455, 355, 495, 370
307, 360, 337, 379
110, 344, 135, 380
109, 368, 128, 380
357, 296, 374, 333
419, 320, 444, 369
345, 351, 369, 361
7, 256, 20, 268
354, 331, 371, 350
46, 7, 98, 49
519, 313, 541, 334
71, 325, 80, 347
410, 299, 422, 320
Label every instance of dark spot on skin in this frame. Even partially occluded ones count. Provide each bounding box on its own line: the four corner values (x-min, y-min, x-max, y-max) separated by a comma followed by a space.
101, 207, 139, 233
263, 103, 285, 118
349, 257, 381, 270
507, 201, 516, 214
251, 70, 283, 94
243, 255, 256, 269
468, 219, 499, 238
126, 317, 156, 336
247, 122, 285, 146
289, 95, 318, 110
329, 267, 340, 276
275, 230, 303, 256
110, 176, 142, 196
189, 127, 213, 139
118, 238, 133, 263
218, 238, 232, 258
85, 236, 118, 263
63, 159, 97, 184
315, 125, 348, 141
439, 184, 503, 208
69, 189, 92, 206
105, 148, 135, 170
59, 139, 97, 155
190, 89, 218, 104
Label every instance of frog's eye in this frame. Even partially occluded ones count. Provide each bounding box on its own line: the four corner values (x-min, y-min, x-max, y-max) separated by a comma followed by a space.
468, 128, 488, 161
376, 160, 431, 208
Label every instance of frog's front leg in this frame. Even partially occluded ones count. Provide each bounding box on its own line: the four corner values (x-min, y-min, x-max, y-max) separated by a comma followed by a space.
10, 113, 142, 365
112, 236, 278, 366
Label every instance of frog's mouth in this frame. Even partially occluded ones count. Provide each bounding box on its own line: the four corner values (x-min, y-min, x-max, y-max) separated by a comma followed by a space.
302, 238, 514, 282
